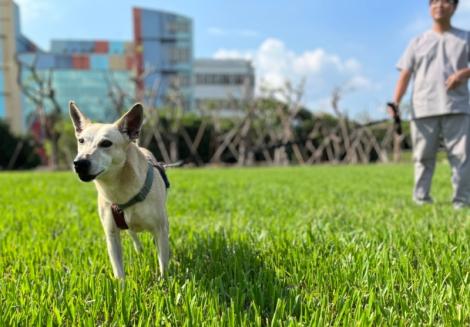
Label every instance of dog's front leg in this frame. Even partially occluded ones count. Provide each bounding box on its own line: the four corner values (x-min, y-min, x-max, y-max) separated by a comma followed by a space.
105, 231, 125, 279
99, 202, 125, 279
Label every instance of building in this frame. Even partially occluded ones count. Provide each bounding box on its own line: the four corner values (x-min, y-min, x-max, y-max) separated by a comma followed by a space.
134, 8, 193, 110
0, 1, 193, 134
0, 0, 37, 134
194, 59, 255, 116
1, 1, 254, 135
17, 40, 136, 125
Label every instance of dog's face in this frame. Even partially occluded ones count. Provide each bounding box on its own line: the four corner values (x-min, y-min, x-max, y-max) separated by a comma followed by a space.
69, 102, 144, 182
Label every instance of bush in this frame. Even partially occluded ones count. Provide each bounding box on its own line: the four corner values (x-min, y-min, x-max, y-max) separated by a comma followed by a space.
0, 120, 41, 170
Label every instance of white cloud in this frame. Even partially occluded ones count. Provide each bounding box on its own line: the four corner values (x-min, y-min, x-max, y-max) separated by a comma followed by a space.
213, 38, 375, 113
292, 50, 361, 75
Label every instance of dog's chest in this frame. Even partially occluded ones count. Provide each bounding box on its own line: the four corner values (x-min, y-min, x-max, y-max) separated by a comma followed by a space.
124, 211, 148, 232
122, 205, 161, 232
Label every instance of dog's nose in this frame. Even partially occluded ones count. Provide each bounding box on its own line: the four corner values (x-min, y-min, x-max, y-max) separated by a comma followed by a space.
73, 159, 91, 174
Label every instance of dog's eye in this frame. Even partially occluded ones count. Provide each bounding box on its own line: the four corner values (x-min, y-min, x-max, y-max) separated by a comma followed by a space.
99, 140, 113, 148
78, 138, 85, 144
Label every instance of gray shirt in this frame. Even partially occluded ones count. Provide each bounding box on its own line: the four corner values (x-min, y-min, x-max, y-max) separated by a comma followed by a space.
397, 28, 470, 119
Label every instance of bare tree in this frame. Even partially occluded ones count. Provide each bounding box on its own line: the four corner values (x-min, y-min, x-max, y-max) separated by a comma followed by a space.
104, 69, 403, 167
16, 54, 63, 169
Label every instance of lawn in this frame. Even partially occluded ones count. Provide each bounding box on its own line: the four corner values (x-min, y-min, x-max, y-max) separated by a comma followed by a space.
1, 163, 470, 325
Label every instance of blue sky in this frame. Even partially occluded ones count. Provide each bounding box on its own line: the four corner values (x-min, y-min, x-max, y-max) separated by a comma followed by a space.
14, 0, 470, 120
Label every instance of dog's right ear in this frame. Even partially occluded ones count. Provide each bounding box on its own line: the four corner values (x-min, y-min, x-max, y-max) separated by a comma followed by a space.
69, 101, 90, 134
115, 103, 144, 140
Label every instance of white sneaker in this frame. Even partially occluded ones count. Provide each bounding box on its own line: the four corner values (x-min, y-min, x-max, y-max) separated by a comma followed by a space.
453, 202, 469, 210
413, 198, 433, 206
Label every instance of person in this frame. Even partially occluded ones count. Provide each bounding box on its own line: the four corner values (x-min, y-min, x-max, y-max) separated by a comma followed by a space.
389, 0, 470, 208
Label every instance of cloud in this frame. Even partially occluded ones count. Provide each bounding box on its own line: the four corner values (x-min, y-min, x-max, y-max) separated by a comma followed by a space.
293, 49, 362, 75
213, 38, 375, 113
208, 27, 260, 38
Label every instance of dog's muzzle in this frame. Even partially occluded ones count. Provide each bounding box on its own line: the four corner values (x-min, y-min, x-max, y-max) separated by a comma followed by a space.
73, 159, 99, 182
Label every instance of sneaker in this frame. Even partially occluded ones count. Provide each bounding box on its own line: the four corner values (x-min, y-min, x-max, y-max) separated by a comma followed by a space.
453, 202, 470, 210
413, 197, 433, 206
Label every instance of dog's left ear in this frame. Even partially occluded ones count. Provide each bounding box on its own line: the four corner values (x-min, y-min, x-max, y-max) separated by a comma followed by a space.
116, 103, 144, 140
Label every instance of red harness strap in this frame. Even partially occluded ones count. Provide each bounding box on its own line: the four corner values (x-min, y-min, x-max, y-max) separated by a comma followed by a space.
111, 204, 129, 229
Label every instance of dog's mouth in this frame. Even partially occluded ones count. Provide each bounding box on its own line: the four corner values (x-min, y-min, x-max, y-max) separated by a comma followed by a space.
77, 170, 103, 182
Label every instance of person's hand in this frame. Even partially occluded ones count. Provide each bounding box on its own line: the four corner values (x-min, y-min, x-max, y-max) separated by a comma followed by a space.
446, 71, 465, 91
387, 102, 399, 118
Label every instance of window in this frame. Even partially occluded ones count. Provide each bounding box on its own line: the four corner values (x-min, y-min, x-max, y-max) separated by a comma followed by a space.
195, 73, 249, 86
169, 47, 190, 64
167, 20, 190, 34
169, 74, 191, 87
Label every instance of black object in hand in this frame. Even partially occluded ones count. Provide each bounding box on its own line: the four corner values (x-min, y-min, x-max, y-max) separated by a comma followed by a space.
387, 102, 402, 136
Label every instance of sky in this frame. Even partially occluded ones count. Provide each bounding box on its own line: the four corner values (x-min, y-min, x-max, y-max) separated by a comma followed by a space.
13, 0, 470, 121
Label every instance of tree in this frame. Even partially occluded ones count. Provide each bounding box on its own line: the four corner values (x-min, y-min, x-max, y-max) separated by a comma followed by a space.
16, 54, 63, 169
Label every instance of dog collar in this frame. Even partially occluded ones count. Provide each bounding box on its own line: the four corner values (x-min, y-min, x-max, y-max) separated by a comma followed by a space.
111, 161, 154, 229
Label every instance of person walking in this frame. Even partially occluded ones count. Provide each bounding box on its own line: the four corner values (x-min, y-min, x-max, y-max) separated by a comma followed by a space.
389, 0, 470, 208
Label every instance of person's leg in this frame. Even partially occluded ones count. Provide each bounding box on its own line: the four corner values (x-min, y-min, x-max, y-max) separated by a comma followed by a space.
442, 114, 470, 207
411, 117, 441, 204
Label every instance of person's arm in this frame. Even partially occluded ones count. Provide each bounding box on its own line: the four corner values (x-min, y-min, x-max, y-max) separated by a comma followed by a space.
388, 69, 412, 117
446, 68, 470, 90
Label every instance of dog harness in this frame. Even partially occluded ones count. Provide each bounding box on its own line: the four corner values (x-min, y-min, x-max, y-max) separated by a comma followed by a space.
111, 161, 170, 230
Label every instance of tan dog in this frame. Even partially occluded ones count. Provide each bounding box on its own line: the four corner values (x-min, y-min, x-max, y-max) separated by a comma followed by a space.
69, 101, 169, 279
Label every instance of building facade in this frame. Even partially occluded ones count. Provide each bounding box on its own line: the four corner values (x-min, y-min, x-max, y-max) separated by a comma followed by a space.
133, 8, 193, 111
0, 0, 37, 134
1, 1, 254, 134
1, 2, 194, 133
194, 59, 255, 116
18, 40, 136, 124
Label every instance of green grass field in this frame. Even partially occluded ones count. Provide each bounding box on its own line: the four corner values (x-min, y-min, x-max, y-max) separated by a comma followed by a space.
1, 164, 470, 326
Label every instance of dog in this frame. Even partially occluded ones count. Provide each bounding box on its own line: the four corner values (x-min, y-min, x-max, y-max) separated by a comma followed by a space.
69, 101, 170, 279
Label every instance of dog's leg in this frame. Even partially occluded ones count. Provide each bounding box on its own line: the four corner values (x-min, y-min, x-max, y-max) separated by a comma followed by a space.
152, 222, 169, 277
105, 231, 125, 279
98, 202, 124, 279
128, 230, 143, 254
99, 203, 125, 279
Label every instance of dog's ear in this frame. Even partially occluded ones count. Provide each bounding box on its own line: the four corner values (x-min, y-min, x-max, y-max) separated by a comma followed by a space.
115, 103, 144, 140
69, 101, 90, 134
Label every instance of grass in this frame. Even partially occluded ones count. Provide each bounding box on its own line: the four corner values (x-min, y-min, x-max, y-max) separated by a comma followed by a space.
1, 163, 470, 325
